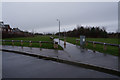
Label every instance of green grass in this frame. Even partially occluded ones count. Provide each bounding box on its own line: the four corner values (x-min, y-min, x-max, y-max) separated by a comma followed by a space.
61, 37, 119, 56
4, 36, 51, 41
3, 36, 63, 50
0, 39, 2, 45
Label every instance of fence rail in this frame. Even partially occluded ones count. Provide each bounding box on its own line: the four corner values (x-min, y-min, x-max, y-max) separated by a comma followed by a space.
76, 39, 120, 53
76, 39, 119, 47
50, 36, 54, 40
2, 40, 54, 44
87, 41, 119, 47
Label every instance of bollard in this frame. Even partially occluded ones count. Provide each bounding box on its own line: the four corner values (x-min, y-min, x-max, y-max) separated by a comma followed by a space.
54, 42, 58, 49
3, 40, 5, 45
64, 38, 66, 45
29, 41, 32, 47
103, 43, 107, 50
64, 37, 66, 48
39, 41, 42, 47
12, 40, 14, 46
64, 44, 66, 48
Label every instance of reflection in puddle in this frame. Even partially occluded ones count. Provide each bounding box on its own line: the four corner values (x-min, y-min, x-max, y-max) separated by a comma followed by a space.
30, 47, 32, 50
21, 46, 23, 50
40, 48, 42, 51
80, 47, 85, 53
103, 53, 107, 56
81, 49, 85, 53
54, 50, 58, 53
54, 50, 59, 58
93, 50, 96, 53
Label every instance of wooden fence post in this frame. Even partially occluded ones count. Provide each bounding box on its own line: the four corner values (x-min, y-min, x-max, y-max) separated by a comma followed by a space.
103, 43, 107, 50
39, 41, 42, 47
93, 42, 96, 48
64, 37, 66, 45
54, 42, 58, 49
76, 40, 78, 44
12, 40, 14, 46
21, 40, 23, 46
29, 41, 32, 47
64, 38, 66, 48
3, 40, 5, 45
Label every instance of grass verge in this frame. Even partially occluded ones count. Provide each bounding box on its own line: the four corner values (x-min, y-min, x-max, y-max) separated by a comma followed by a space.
3, 36, 63, 50
61, 37, 119, 56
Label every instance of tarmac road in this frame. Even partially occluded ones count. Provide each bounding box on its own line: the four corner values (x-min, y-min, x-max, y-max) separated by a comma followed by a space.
2, 51, 119, 78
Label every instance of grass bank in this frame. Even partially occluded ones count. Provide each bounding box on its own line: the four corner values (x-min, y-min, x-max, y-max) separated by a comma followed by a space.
3, 36, 63, 50
61, 37, 119, 56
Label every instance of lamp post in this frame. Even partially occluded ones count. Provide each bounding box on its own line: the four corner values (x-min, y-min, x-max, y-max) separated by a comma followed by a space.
57, 19, 60, 44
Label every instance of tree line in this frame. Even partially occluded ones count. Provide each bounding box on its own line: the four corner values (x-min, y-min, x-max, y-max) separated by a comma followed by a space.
55, 25, 118, 38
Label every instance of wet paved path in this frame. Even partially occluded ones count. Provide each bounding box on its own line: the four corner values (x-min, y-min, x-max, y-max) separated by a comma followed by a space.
2, 51, 119, 78
54, 39, 119, 71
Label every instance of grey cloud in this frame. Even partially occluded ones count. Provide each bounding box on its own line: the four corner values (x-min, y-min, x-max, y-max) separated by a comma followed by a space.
2, 2, 118, 33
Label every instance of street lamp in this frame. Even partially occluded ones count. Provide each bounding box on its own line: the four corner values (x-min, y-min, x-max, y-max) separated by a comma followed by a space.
57, 19, 60, 44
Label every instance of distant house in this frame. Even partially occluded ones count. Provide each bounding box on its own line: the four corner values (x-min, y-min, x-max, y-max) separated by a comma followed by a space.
1, 21, 34, 38
0, 21, 4, 31
13, 28, 21, 32
12, 28, 22, 34
3, 24, 12, 33
0, 21, 4, 26
0, 22, 2, 31
0, 22, 12, 33
0, 22, 21, 34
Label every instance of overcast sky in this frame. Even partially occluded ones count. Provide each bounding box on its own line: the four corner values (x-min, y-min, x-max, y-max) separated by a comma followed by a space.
2, 2, 118, 33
